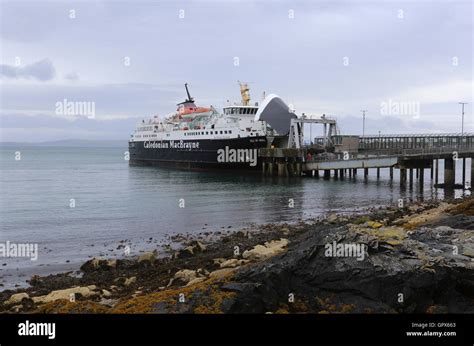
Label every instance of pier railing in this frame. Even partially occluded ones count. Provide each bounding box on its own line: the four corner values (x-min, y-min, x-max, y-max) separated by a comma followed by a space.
309, 145, 474, 163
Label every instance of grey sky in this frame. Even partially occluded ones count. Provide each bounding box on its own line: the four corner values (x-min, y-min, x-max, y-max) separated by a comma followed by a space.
0, 0, 472, 142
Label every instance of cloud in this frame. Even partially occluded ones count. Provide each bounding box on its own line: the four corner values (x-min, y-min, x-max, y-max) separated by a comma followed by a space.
64, 72, 79, 81
0, 112, 138, 142
0, 59, 55, 81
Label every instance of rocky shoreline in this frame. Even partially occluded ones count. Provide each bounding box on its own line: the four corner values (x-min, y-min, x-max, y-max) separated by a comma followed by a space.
1, 197, 473, 314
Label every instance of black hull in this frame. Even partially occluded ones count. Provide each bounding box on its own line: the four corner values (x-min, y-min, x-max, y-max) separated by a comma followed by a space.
128, 136, 267, 171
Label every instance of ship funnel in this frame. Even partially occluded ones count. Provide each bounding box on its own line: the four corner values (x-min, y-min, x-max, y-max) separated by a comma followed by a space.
238, 81, 251, 106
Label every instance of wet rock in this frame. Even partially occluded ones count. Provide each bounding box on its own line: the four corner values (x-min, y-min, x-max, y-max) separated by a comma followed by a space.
209, 268, 235, 280
4, 292, 29, 306
98, 298, 118, 307
242, 238, 289, 261
32, 285, 98, 304
231, 215, 474, 313
106, 259, 117, 268
174, 241, 207, 259
174, 247, 194, 259
10, 305, 22, 313
213, 258, 226, 265
124, 277, 136, 287
186, 277, 207, 286
192, 241, 207, 252
172, 269, 197, 286
220, 259, 249, 268
462, 245, 474, 258
367, 221, 383, 229
327, 214, 339, 223
221, 282, 260, 293
80, 258, 117, 272
138, 251, 156, 264
101, 289, 112, 297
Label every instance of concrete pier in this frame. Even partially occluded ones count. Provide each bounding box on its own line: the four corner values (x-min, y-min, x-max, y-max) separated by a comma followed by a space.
462, 158, 466, 188
400, 168, 407, 185
277, 163, 287, 177
471, 158, 474, 188
444, 158, 455, 187
259, 144, 473, 185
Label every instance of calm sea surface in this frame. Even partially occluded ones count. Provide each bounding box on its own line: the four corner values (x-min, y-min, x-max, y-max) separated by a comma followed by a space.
0, 145, 470, 289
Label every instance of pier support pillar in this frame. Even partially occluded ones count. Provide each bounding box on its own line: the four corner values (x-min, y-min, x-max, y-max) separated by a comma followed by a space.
268, 163, 274, 176
334, 170, 338, 178
324, 170, 330, 179
400, 168, 407, 186
409, 169, 413, 186
471, 158, 474, 189
349, 169, 352, 178
444, 158, 455, 187
277, 163, 287, 177
315, 170, 319, 178
435, 160, 439, 185
419, 168, 424, 186
462, 158, 466, 188
390, 167, 394, 180
353, 168, 357, 176
416, 168, 419, 179
295, 162, 302, 177
339, 169, 344, 178
288, 163, 295, 176
364, 168, 369, 177
377, 168, 380, 178
430, 162, 434, 180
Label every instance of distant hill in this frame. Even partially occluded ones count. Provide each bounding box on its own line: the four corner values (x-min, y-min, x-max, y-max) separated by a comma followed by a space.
0, 139, 127, 148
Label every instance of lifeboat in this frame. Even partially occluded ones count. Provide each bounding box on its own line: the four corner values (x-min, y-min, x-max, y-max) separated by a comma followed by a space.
179, 106, 211, 116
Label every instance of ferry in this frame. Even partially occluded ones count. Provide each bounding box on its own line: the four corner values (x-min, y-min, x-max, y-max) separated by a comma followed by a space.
128, 82, 296, 170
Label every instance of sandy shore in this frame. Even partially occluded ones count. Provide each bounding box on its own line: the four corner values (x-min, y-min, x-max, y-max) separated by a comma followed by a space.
1, 197, 473, 314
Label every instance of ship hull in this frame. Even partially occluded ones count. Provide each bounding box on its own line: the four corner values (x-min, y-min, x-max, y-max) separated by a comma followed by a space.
128, 136, 267, 171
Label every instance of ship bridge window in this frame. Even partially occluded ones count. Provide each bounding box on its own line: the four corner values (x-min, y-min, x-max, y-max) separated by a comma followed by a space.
206, 131, 209, 135
220, 131, 223, 134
